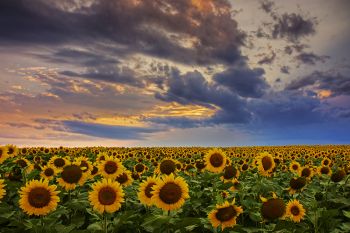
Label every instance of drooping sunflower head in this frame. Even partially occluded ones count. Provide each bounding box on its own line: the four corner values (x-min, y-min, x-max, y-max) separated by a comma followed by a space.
257, 152, 275, 177
151, 173, 189, 211
19, 179, 60, 216
98, 156, 124, 179
289, 177, 306, 194
138, 176, 159, 206
331, 169, 346, 182
260, 193, 286, 221
57, 162, 87, 190
88, 179, 124, 214
204, 149, 227, 173
318, 166, 332, 176
208, 200, 243, 230
286, 199, 305, 222
0, 179, 6, 201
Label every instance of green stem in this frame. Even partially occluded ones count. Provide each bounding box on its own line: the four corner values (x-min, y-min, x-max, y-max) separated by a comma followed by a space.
103, 213, 108, 233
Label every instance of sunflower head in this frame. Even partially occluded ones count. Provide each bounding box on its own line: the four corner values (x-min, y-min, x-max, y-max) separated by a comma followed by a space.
19, 179, 60, 216
98, 156, 124, 179
257, 152, 275, 177
89, 179, 124, 214
286, 199, 305, 222
151, 173, 189, 211
138, 177, 158, 206
158, 159, 177, 175
204, 149, 227, 173
57, 163, 87, 190
208, 200, 243, 230
260, 193, 286, 221
331, 169, 346, 182
116, 170, 133, 187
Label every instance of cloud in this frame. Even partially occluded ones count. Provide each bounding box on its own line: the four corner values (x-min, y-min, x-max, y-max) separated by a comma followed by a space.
257, 51, 276, 65
0, 0, 246, 65
280, 66, 290, 74
63, 120, 161, 140
295, 52, 330, 65
213, 66, 268, 98
285, 70, 350, 96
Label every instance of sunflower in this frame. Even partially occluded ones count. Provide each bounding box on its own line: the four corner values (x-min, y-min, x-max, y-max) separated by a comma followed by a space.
260, 193, 286, 221
99, 156, 124, 179
229, 178, 240, 192
286, 199, 306, 222
204, 149, 227, 173
41, 165, 56, 180
300, 166, 314, 180
331, 169, 346, 182
208, 200, 243, 230
19, 179, 60, 216
321, 157, 332, 167
0, 179, 6, 201
49, 156, 68, 171
134, 163, 146, 174
6, 144, 18, 158
138, 177, 158, 206
0, 146, 9, 164
158, 159, 178, 175
257, 152, 275, 177
318, 166, 332, 176
151, 173, 189, 211
96, 152, 108, 163
57, 162, 88, 190
288, 177, 306, 194
116, 170, 133, 187
88, 179, 124, 214
289, 161, 301, 174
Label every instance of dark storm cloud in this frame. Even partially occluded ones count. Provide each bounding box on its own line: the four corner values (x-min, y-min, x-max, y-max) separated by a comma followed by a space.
271, 13, 317, 42
295, 52, 330, 65
259, 1, 317, 42
155, 69, 252, 124
213, 66, 268, 98
285, 71, 350, 96
63, 120, 162, 140
0, 0, 246, 65
61, 65, 146, 88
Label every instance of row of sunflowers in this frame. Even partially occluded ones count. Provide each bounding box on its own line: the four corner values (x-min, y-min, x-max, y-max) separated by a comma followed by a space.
0, 145, 349, 232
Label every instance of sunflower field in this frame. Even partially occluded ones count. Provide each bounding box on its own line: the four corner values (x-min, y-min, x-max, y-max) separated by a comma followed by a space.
0, 145, 349, 233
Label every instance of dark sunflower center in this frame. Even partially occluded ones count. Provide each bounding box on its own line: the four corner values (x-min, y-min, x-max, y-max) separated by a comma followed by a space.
28, 187, 51, 208
290, 177, 306, 190
301, 168, 311, 177
104, 161, 118, 174
99, 155, 105, 161
261, 198, 286, 220
320, 166, 330, 174
160, 160, 176, 175
91, 166, 98, 175
145, 182, 156, 198
44, 149, 49, 153
223, 166, 237, 179
116, 173, 128, 184
17, 159, 28, 168
61, 165, 82, 184
215, 206, 237, 222
44, 168, 54, 177
159, 182, 182, 204
209, 153, 224, 167
323, 160, 329, 165
54, 158, 65, 168
195, 161, 205, 170
135, 164, 144, 173
242, 164, 249, 171
98, 187, 117, 205
262, 156, 273, 170
290, 206, 300, 216
8, 147, 14, 154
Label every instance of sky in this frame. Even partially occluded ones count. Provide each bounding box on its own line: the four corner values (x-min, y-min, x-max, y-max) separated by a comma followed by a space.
0, 0, 350, 147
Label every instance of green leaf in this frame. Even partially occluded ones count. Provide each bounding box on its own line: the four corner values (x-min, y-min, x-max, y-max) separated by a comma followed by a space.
141, 215, 171, 232
87, 222, 103, 232
342, 210, 350, 219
